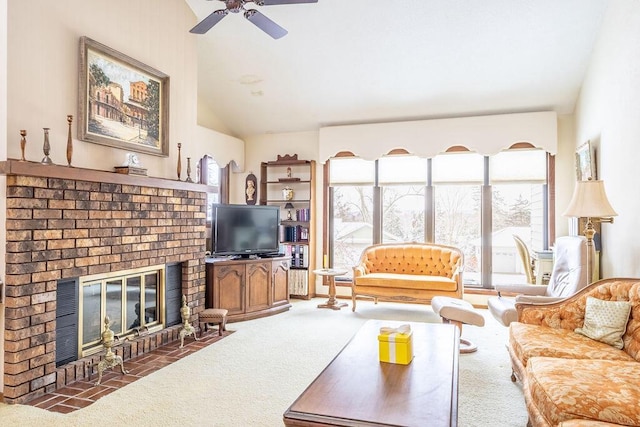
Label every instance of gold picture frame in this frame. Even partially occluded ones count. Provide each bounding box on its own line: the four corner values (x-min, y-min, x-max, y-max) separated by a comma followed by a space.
575, 141, 596, 181
78, 37, 169, 156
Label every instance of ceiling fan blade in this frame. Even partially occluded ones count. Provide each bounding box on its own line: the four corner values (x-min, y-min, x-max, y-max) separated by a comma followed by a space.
244, 9, 288, 39
259, 0, 318, 4
190, 9, 228, 34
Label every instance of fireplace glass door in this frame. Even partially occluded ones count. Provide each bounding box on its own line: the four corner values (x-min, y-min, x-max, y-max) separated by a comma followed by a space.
79, 265, 165, 357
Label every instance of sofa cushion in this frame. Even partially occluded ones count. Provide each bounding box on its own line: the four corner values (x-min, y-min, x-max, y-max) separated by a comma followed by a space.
526, 357, 640, 426
509, 323, 634, 368
575, 297, 631, 349
354, 273, 457, 291
559, 421, 629, 427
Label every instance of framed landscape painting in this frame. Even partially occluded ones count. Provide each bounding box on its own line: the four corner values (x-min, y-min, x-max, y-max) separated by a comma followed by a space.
78, 37, 169, 156
575, 141, 596, 181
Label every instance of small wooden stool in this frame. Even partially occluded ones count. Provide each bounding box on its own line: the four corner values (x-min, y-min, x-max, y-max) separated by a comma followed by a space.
431, 296, 485, 353
199, 308, 228, 337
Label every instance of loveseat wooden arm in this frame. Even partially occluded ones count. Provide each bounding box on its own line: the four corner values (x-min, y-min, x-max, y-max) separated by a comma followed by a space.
452, 265, 462, 287
353, 265, 367, 278
515, 278, 640, 331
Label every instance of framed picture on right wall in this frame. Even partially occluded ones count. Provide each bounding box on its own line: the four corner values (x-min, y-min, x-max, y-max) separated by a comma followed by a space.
575, 141, 596, 181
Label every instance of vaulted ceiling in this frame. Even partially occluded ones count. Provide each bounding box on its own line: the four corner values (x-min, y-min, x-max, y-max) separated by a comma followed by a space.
185, 0, 610, 139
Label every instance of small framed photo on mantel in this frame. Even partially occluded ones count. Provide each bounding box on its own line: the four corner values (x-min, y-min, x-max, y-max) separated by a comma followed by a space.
575, 141, 596, 181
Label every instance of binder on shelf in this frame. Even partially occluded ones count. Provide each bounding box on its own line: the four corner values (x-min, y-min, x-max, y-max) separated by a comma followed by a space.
288, 269, 309, 296
293, 245, 301, 267
302, 245, 309, 267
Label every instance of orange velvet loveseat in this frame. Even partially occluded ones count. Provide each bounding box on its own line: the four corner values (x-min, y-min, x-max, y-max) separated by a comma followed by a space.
351, 242, 464, 312
508, 278, 640, 427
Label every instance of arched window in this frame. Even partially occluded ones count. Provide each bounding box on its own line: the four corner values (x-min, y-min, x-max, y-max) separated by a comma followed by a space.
199, 155, 229, 253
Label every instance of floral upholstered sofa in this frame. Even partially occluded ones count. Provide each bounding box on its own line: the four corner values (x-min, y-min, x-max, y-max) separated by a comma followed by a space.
351, 242, 463, 312
507, 278, 640, 427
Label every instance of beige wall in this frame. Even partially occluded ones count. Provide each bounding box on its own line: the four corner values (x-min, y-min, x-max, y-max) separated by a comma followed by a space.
1, 0, 7, 390
574, 0, 640, 278
5, 0, 239, 179
555, 114, 577, 238
197, 98, 235, 137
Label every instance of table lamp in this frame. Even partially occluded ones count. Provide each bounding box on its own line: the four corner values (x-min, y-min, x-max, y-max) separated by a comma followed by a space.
284, 202, 295, 221
563, 178, 617, 282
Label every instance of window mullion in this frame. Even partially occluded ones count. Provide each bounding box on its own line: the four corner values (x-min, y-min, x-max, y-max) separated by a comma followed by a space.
426, 158, 434, 243
373, 185, 381, 244
481, 156, 492, 288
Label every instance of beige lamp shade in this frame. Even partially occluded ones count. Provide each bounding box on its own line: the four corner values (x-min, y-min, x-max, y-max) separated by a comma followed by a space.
563, 180, 618, 218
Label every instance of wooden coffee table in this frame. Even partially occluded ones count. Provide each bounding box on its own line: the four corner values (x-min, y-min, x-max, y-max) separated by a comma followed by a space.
283, 319, 460, 427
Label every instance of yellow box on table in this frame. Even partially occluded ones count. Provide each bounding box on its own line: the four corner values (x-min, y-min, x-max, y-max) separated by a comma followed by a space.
378, 324, 414, 365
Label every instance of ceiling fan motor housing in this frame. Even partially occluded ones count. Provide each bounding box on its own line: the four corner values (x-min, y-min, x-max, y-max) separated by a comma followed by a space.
225, 0, 245, 13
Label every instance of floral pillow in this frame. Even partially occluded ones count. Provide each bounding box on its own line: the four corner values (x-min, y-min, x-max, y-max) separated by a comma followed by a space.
575, 296, 631, 349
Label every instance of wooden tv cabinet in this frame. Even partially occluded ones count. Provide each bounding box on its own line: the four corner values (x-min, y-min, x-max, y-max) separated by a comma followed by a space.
205, 256, 292, 322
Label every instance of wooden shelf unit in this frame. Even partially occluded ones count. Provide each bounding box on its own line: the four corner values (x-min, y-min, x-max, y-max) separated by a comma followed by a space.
260, 154, 316, 299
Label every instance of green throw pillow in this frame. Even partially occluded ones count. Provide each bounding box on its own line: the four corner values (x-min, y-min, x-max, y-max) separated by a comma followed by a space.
575, 296, 631, 349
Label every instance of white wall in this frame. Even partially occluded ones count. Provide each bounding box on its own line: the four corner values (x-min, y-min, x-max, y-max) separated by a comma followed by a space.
574, 0, 640, 277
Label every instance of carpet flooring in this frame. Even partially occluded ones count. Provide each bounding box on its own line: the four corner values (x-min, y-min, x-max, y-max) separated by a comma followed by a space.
0, 298, 528, 426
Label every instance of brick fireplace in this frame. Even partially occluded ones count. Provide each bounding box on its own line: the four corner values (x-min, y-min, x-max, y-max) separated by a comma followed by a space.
1, 160, 210, 404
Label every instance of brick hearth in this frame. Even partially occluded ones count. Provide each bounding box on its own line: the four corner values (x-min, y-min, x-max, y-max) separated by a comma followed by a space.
2, 161, 211, 404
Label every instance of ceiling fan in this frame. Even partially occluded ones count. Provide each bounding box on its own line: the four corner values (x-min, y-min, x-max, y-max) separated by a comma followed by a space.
190, 0, 318, 39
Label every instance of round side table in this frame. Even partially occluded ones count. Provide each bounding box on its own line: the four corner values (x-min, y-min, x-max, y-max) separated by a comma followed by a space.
313, 268, 348, 310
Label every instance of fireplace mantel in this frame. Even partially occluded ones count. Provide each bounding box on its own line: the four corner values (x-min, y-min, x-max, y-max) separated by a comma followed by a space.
0, 159, 216, 193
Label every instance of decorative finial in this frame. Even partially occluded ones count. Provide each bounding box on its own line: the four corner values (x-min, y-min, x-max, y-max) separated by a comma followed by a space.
177, 143, 182, 180
19, 130, 27, 162
186, 157, 193, 183
41, 128, 53, 165
66, 115, 74, 167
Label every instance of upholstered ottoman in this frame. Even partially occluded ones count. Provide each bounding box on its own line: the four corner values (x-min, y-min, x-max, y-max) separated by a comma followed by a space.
431, 296, 485, 353
199, 308, 228, 337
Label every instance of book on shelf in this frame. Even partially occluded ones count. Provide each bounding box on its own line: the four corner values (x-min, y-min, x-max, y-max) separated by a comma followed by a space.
279, 225, 309, 243
279, 243, 291, 257
295, 208, 310, 222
